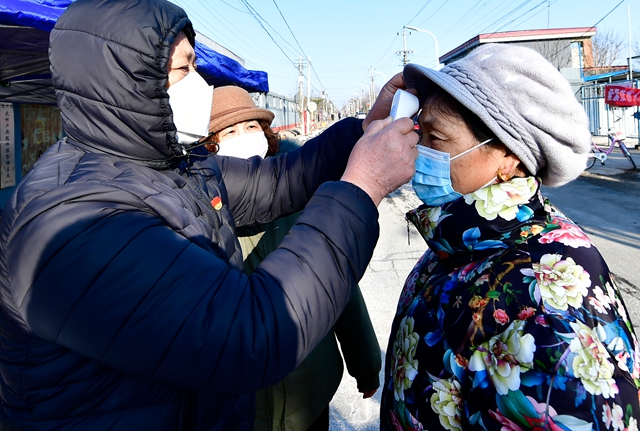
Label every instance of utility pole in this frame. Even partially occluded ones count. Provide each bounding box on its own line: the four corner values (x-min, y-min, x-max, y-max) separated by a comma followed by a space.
297, 56, 304, 133
628, 4, 639, 149
396, 27, 413, 66
370, 67, 375, 109
628, 5, 633, 81
322, 89, 327, 121
306, 56, 311, 134
370, 68, 386, 104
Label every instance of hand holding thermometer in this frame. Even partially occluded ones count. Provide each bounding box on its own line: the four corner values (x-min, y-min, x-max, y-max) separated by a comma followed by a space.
390, 89, 420, 121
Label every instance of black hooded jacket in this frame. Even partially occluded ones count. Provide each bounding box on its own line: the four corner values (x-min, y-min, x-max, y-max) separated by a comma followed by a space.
0, 0, 378, 429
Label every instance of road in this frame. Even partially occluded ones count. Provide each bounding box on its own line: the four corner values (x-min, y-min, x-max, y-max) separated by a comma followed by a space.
329, 147, 640, 430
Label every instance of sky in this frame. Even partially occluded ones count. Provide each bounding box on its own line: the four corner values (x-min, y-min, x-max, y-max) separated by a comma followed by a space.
172, 0, 636, 107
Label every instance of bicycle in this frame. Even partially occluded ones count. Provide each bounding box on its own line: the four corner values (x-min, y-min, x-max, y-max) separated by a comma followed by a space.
585, 130, 637, 170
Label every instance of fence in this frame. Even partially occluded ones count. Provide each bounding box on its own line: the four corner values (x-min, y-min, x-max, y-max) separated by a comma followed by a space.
251, 92, 300, 132
580, 80, 640, 148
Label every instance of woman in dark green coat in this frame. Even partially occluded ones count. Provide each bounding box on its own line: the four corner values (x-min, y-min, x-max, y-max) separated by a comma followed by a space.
206, 86, 381, 431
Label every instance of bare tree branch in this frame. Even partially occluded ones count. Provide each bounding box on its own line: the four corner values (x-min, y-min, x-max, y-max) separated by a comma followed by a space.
591, 29, 624, 70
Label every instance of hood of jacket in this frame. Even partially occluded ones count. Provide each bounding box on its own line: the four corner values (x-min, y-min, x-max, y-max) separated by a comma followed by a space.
50, 0, 196, 168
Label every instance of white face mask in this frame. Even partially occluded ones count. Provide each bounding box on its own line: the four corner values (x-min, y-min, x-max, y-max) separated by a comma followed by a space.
216, 131, 269, 159
167, 72, 214, 144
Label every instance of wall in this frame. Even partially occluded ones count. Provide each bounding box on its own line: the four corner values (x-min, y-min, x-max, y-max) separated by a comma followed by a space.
0, 103, 63, 209
20, 104, 63, 176
0, 103, 20, 208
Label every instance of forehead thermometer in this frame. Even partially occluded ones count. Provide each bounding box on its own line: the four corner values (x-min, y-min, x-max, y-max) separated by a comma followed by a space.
390, 89, 420, 121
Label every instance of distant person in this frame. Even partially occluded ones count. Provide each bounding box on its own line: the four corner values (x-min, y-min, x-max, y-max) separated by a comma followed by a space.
380, 44, 640, 430
206, 85, 381, 431
0, 0, 418, 429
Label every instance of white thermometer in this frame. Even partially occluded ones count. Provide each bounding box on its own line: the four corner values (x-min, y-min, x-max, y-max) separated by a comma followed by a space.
390, 89, 419, 121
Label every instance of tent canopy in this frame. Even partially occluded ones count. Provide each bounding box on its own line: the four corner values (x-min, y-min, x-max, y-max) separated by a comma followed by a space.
0, 0, 269, 105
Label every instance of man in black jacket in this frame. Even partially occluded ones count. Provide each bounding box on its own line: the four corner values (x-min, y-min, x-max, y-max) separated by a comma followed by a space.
0, 0, 417, 429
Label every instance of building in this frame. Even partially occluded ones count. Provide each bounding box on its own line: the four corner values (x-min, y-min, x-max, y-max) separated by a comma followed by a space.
440, 27, 597, 95
434, 27, 640, 145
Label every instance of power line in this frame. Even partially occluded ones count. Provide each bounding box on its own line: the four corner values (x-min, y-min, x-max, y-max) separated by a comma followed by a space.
376, 0, 451, 71
248, 6, 302, 58
494, 0, 557, 32
435, 0, 504, 54
435, 0, 487, 37
581, 0, 625, 34
219, 0, 250, 14
477, 0, 536, 35
415, 0, 449, 29
371, 34, 402, 69
404, 1, 432, 27
239, 0, 330, 97
173, 0, 280, 67
435, 0, 534, 51
269, 0, 325, 89
271, 0, 306, 58
237, 0, 300, 67
487, 1, 540, 38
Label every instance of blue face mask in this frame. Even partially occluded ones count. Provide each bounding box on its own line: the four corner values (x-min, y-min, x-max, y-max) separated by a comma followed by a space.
411, 138, 494, 207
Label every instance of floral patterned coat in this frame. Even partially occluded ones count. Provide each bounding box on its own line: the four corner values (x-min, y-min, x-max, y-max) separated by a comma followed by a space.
380, 177, 640, 431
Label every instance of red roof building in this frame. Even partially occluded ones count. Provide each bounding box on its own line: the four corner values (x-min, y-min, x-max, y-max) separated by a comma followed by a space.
440, 27, 597, 71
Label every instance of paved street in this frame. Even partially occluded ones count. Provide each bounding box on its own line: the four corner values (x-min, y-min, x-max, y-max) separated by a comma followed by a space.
329, 145, 640, 430
329, 183, 424, 431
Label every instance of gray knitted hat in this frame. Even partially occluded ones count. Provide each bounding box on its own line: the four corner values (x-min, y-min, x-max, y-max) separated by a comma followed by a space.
404, 43, 591, 187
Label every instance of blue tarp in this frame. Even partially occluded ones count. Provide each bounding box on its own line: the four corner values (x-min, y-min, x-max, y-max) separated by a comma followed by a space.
0, 0, 268, 104
0, 0, 69, 31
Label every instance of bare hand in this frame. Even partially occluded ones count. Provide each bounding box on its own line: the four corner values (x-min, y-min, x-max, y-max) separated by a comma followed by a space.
341, 116, 418, 206
362, 72, 418, 131
361, 389, 377, 399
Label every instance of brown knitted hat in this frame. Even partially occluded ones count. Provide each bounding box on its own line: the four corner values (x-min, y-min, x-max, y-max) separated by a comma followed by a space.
209, 86, 275, 134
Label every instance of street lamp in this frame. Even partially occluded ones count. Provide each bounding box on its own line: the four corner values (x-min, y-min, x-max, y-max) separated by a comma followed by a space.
404, 25, 441, 70
359, 83, 371, 111
371, 68, 386, 82
352, 93, 361, 113
370, 68, 387, 103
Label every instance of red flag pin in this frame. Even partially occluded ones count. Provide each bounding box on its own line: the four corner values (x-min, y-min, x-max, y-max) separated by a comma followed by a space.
211, 196, 223, 211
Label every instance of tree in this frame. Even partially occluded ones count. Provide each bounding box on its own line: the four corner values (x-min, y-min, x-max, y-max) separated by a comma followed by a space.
591, 29, 625, 73
533, 40, 573, 70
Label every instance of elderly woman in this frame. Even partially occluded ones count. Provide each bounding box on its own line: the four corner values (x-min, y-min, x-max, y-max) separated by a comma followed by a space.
381, 43, 640, 430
